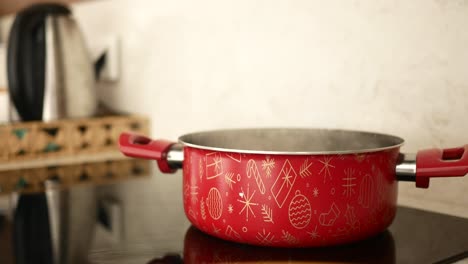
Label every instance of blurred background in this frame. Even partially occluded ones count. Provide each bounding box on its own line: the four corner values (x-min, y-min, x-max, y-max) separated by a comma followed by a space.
0, 0, 467, 263
6, 0, 463, 215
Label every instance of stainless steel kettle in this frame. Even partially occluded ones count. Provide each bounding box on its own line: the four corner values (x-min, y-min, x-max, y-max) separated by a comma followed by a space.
7, 3, 97, 121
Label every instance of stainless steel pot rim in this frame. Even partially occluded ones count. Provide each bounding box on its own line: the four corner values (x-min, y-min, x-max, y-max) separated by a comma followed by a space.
178, 128, 405, 155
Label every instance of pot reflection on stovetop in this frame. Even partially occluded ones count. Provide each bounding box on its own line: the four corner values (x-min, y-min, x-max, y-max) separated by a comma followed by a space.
148, 225, 395, 264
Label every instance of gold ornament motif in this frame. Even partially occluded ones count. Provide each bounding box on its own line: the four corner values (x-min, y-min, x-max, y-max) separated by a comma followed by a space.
206, 187, 223, 220
358, 173, 374, 208
288, 190, 312, 229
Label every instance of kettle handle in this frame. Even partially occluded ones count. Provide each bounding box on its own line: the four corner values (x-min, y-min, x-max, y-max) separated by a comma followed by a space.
7, 3, 70, 121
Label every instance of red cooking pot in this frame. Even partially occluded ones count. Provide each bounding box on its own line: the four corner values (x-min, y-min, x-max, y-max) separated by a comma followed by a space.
119, 128, 468, 247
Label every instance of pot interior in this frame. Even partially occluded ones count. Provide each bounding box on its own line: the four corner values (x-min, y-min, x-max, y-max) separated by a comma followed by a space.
178, 128, 404, 155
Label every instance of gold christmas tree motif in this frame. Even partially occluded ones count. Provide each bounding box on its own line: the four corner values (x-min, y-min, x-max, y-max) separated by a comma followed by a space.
199, 159, 203, 181
344, 204, 360, 231
342, 168, 357, 197
299, 158, 313, 178
319, 156, 335, 182
307, 225, 320, 239
188, 208, 197, 220
281, 230, 299, 245
212, 223, 221, 235
225, 172, 236, 190
200, 198, 207, 220
256, 229, 275, 245
333, 227, 350, 237
262, 156, 275, 178
261, 204, 274, 223
237, 184, 258, 221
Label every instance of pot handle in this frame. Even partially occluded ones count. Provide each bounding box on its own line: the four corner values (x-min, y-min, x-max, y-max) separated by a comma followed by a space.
416, 145, 468, 188
397, 145, 468, 188
118, 132, 180, 173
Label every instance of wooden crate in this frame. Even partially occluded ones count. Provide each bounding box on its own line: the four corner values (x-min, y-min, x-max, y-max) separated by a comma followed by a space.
0, 115, 149, 170
0, 159, 151, 195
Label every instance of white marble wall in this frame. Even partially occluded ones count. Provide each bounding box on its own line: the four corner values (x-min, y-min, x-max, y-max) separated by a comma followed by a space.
6, 0, 468, 217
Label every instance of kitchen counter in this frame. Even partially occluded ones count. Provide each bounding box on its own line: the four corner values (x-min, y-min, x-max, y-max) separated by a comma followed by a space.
0, 168, 467, 264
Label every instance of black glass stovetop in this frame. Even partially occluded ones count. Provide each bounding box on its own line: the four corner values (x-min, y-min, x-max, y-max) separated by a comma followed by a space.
0, 169, 467, 264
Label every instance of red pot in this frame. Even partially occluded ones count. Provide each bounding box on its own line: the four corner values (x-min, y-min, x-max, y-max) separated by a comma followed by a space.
119, 128, 467, 247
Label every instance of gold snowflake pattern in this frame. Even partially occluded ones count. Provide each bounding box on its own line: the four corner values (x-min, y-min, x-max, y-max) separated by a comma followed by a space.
228, 204, 233, 214
225, 172, 235, 190
237, 184, 258, 221
189, 185, 199, 203
307, 225, 320, 239
212, 223, 221, 235
256, 229, 275, 245
319, 156, 335, 183
213, 155, 223, 175
282, 166, 295, 188
313, 187, 319, 197
342, 168, 357, 197
262, 156, 275, 178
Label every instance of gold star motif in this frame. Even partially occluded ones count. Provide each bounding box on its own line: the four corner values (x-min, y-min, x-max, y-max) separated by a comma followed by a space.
282, 166, 294, 187
237, 184, 258, 221
319, 156, 335, 182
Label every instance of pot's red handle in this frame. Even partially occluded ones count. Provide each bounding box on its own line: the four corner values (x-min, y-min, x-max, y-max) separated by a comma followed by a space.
118, 132, 177, 173
416, 145, 468, 188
